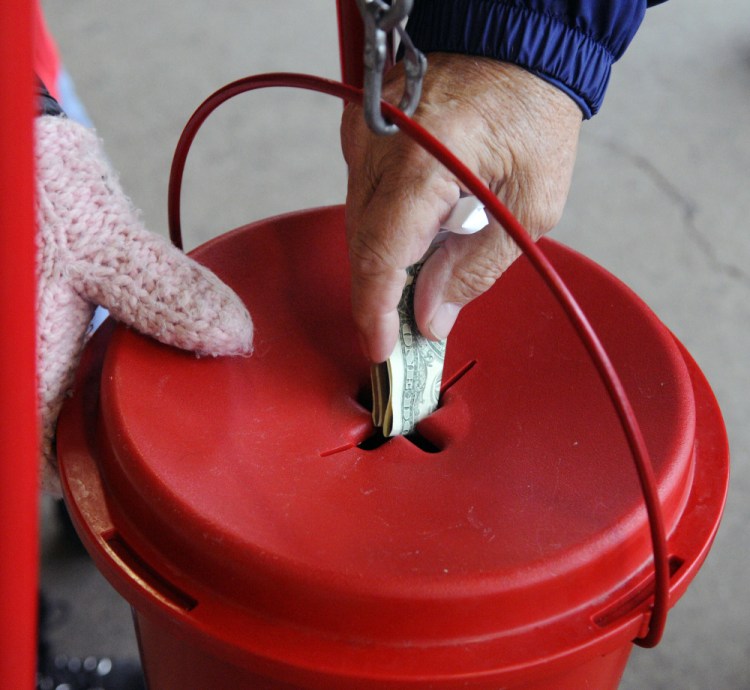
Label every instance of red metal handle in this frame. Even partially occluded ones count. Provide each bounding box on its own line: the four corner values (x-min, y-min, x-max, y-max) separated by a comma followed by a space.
167, 73, 670, 647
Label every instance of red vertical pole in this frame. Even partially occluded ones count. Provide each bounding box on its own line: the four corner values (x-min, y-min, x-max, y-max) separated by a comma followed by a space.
0, 0, 40, 687
336, 0, 366, 88
336, 0, 396, 95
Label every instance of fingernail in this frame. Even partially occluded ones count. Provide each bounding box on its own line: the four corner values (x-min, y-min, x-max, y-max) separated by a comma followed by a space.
429, 302, 461, 340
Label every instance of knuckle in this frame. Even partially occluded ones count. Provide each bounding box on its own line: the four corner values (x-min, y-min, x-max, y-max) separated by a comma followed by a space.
535, 191, 568, 234
500, 178, 567, 237
347, 231, 395, 282
535, 178, 569, 231
531, 200, 563, 235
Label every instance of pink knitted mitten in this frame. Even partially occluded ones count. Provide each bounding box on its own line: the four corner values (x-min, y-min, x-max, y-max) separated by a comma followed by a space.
35, 116, 254, 495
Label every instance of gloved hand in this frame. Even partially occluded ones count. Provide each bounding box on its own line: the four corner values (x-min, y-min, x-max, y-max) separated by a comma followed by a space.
341, 54, 583, 363
35, 116, 254, 495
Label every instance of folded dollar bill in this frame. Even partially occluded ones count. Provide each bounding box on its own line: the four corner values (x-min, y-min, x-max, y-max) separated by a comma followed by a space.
371, 195, 488, 436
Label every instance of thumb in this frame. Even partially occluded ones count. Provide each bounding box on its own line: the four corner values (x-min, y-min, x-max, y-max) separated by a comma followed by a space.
413, 219, 521, 340
69, 231, 254, 357
37, 115, 253, 356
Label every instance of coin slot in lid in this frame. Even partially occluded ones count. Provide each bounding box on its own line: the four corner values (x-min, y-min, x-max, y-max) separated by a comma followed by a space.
355, 427, 443, 454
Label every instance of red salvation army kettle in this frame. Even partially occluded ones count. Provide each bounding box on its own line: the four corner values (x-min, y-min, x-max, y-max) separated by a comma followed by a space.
56, 74, 729, 690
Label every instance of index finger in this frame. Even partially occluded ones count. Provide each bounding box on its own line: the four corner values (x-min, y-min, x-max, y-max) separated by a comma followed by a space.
345, 153, 458, 362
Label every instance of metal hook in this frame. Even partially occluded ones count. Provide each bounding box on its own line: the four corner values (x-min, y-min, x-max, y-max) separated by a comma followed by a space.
359, 0, 411, 32
356, 0, 426, 135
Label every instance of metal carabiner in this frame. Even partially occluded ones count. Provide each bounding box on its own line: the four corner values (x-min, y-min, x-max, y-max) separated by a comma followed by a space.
358, 0, 410, 32
356, 0, 427, 135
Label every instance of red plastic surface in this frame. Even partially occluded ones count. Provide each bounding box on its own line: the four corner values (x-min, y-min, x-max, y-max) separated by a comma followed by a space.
0, 2, 39, 686
57, 207, 729, 689
133, 608, 633, 690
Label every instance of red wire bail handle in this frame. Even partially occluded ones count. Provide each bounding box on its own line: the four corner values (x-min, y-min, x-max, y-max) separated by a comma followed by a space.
167, 72, 671, 648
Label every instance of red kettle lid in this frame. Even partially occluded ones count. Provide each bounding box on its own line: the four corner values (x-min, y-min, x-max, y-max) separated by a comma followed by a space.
64, 205, 714, 681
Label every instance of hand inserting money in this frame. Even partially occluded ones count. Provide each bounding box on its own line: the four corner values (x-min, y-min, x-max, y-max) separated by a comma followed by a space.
370, 196, 488, 436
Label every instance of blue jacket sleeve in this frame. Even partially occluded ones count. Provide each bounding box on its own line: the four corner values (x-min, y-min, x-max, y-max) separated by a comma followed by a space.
404, 0, 664, 118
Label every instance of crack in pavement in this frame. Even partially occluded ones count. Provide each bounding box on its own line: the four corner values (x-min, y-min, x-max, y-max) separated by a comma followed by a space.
592, 136, 750, 288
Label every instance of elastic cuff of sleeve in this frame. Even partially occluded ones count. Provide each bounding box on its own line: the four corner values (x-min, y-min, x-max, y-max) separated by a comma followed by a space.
405, 0, 616, 118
